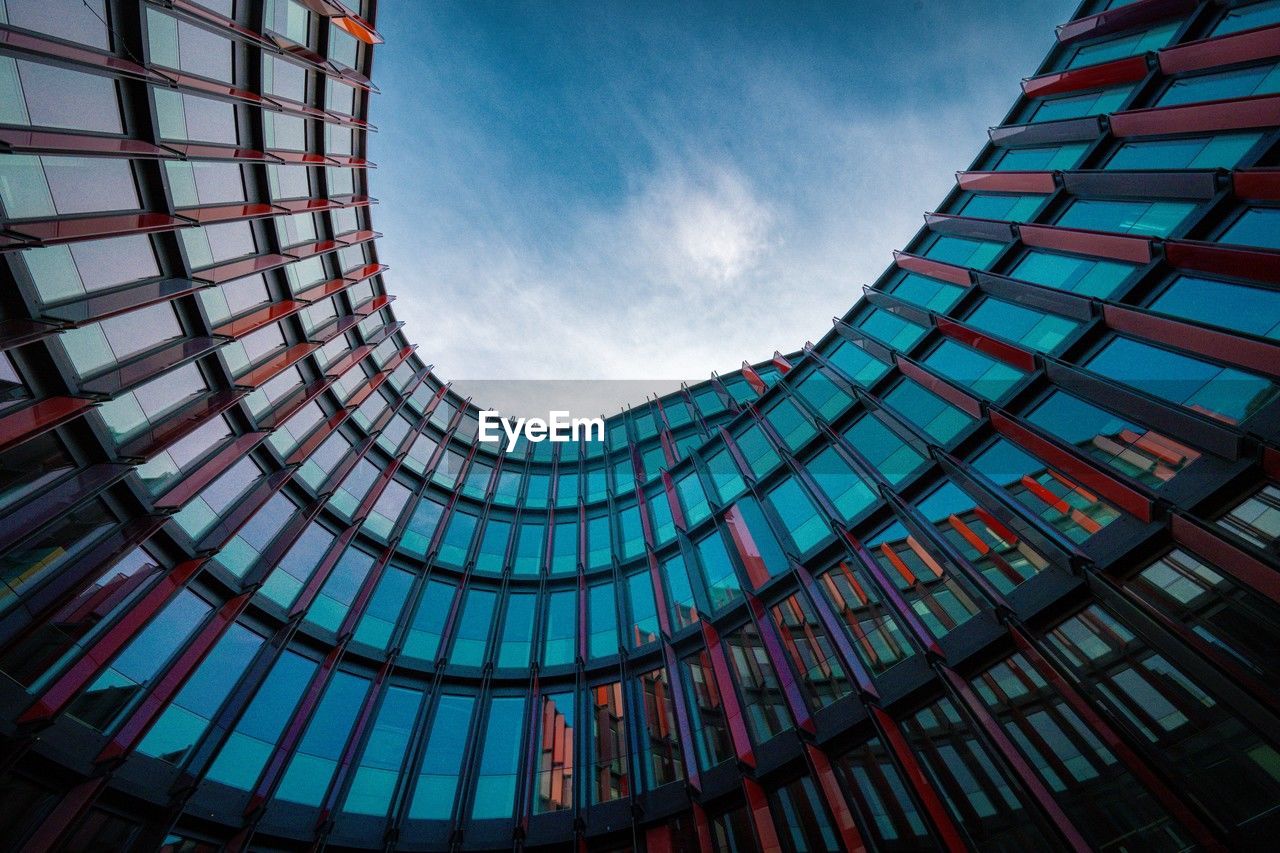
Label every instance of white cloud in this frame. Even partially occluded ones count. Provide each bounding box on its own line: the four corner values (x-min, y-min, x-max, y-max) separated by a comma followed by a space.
369, 1, 1075, 411
622, 164, 775, 286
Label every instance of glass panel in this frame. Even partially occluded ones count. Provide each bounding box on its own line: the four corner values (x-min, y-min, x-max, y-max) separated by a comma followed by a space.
136, 624, 262, 765
972, 438, 1121, 543
1085, 336, 1278, 425
590, 681, 628, 804
1047, 605, 1280, 828
274, 671, 370, 806
343, 687, 422, 816
205, 650, 317, 789
471, 697, 526, 819
638, 667, 684, 788
724, 623, 789, 744
1026, 389, 1202, 488
1217, 483, 1280, 551
408, 694, 475, 819
534, 691, 575, 814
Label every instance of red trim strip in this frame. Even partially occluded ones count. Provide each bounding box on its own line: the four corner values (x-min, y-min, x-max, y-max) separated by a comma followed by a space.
870, 706, 967, 852
1232, 169, 1280, 201
153, 432, 269, 510
1158, 24, 1280, 74
18, 559, 206, 723
892, 251, 973, 286
1110, 93, 1280, 136
1017, 223, 1152, 264
1104, 304, 1280, 379
895, 357, 985, 419
97, 591, 253, 762
1023, 55, 1149, 98
0, 397, 92, 454
1166, 240, 1280, 286
743, 777, 784, 853
803, 743, 868, 852
990, 409, 1154, 522
934, 318, 1037, 372
956, 170, 1057, 194
1171, 514, 1280, 606
699, 621, 756, 768
723, 506, 771, 589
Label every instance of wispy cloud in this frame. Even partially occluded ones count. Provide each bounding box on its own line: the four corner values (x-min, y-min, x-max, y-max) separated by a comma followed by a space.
618, 163, 776, 286
368, 0, 1077, 412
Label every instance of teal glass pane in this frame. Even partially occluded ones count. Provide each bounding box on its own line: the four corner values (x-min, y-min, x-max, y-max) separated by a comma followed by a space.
448, 588, 495, 667
588, 582, 617, 659
959, 193, 1044, 222
857, 307, 927, 350
1219, 207, 1280, 249
735, 497, 790, 576
274, 671, 369, 805
403, 579, 453, 661
704, 446, 746, 503
586, 514, 611, 568
764, 398, 816, 451
663, 553, 698, 629
922, 340, 1027, 401
882, 378, 974, 445
695, 531, 742, 610
305, 546, 374, 633
497, 593, 535, 668
435, 509, 477, 567
1214, 0, 1280, 35
648, 490, 676, 545
825, 338, 890, 387
408, 694, 474, 819
1086, 336, 1278, 424
734, 424, 780, 478
353, 567, 413, 650
793, 367, 854, 421
512, 522, 544, 575
1031, 86, 1132, 122
1159, 62, 1280, 106
1026, 390, 1199, 489
965, 297, 1080, 354
206, 651, 316, 789
923, 235, 1004, 269
627, 570, 659, 647
137, 623, 262, 764
994, 143, 1088, 171
1056, 199, 1196, 237
1066, 20, 1179, 69
401, 498, 445, 558
475, 519, 511, 573
343, 687, 421, 816
843, 414, 926, 485
471, 697, 525, 819
550, 520, 576, 573
1104, 133, 1261, 170
765, 477, 827, 555
885, 272, 965, 312
542, 590, 576, 666
1151, 275, 1280, 339
676, 470, 710, 526
619, 505, 645, 559
1010, 249, 1136, 298
805, 447, 876, 522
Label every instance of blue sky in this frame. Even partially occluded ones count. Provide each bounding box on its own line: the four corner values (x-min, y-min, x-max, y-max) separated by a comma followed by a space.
367, 0, 1078, 410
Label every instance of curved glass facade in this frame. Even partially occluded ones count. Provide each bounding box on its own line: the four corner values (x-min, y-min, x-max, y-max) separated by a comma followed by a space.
1, 0, 1280, 849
